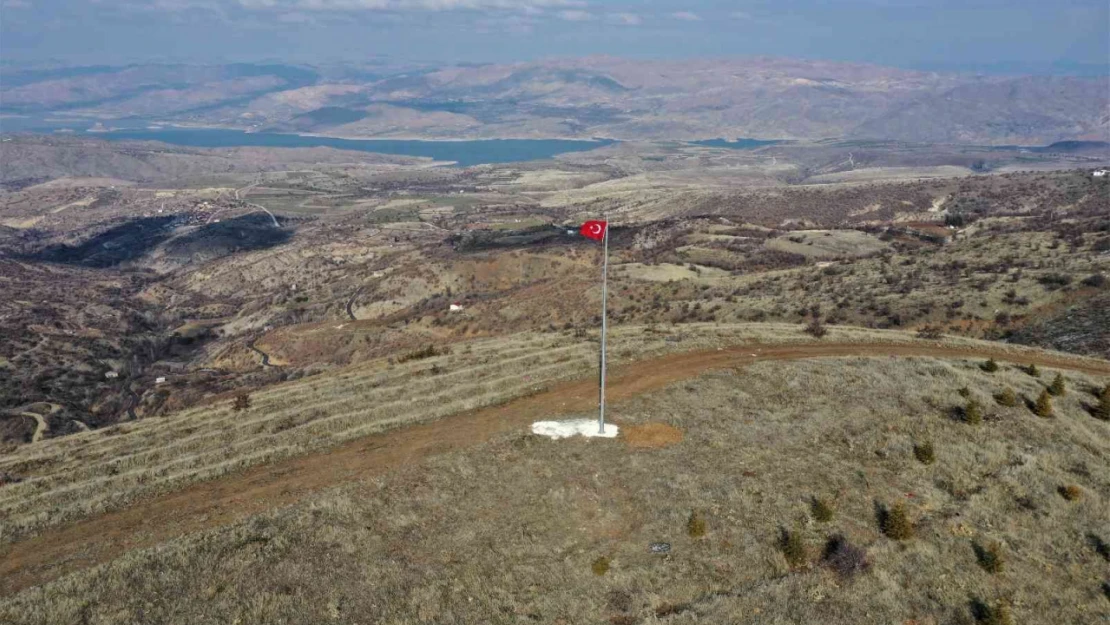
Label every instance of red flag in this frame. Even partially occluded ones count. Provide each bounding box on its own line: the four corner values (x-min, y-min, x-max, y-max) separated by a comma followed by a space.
580, 220, 607, 241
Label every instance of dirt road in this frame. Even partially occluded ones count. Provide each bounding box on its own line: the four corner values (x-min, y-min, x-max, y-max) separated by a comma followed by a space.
2, 342, 1107, 596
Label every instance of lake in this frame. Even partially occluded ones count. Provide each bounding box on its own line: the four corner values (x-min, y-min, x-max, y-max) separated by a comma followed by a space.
692, 138, 782, 149
2, 120, 617, 166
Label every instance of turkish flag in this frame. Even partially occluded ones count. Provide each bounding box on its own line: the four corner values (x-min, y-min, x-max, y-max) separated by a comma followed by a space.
580, 220, 607, 241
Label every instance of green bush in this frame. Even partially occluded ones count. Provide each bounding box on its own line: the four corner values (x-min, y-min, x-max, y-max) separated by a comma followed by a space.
881, 502, 914, 540
995, 388, 1018, 407
913, 441, 936, 465
965, 399, 984, 425
687, 510, 706, 538
973, 600, 1014, 625
981, 358, 999, 373
975, 541, 1005, 574
1034, 390, 1054, 418
780, 529, 807, 568
1026, 363, 1040, 377
591, 556, 610, 576
811, 497, 834, 523
1096, 393, 1110, 421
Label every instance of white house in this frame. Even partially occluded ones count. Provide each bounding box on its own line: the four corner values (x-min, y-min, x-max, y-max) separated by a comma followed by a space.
104, 371, 119, 379
155, 376, 167, 384
1094, 169, 1108, 177
449, 303, 464, 312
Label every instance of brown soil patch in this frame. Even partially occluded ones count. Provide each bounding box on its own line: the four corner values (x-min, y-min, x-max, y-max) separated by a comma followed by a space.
2, 341, 1108, 596
622, 423, 684, 449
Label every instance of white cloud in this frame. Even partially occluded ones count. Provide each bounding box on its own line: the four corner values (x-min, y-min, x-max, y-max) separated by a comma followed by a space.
669, 10, 700, 21
607, 12, 639, 25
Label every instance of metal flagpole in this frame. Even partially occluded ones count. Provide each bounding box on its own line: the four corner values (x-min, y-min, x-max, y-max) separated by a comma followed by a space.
599, 220, 609, 434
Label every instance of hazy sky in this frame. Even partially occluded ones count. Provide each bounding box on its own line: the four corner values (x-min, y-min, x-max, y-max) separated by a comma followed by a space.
1, 0, 1107, 73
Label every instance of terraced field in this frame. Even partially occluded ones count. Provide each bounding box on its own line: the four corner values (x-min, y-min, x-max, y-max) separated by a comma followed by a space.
4, 323, 1108, 552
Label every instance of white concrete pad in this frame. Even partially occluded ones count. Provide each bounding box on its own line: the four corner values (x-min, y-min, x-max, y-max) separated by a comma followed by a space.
531, 419, 619, 439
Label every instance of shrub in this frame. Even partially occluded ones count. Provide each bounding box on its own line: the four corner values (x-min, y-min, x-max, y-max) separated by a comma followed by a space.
397, 344, 449, 363
1058, 485, 1082, 501
811, 497, 835, 522
1034, 390, 1054, 418
995, 388, 1018, 407
1026, 363, 1040, 377
972, 599, 1014, 625
687, 510, 707, 538
821, 534, 869, 580
231, 393, 251, 412
965, 400, 984, 425
981, 358, 999, 373
917, 325, 943, 340
1081, 273, 1106, 288
1048, 373, 1066, 397
881, 502, 914, 540
591, 556, 610, 576
779, 528, 807, 568
804, 317, 828, 339
913, 441, 936, 465
974, 541, 1005, 574
1096, 393, 1110, 421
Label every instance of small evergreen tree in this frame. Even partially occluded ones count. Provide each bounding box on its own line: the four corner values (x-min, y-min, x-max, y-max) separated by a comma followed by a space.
232, 393, 252, 412
975, 541, 1005, 574
1096, 392, 1110, 421
1026, 363, 1040, 377
882, 502, 914, 540
1048, 373, 1066, 396
780, 529, 807, 568
982, 358, 999, 373
995, 388, 1018, 407
687, 510, 706, 538
1034, 389, 1054, 418
965, 399, 984, 425
811, 497, 834, 522
913, 441, 936, 465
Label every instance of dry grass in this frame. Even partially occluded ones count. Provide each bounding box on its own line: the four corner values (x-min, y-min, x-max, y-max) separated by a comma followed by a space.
2, 324, 1102, 545
3, 354, 1108, 624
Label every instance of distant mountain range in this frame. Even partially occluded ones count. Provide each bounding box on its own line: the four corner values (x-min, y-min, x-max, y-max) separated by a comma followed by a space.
2, 58, 1107, 145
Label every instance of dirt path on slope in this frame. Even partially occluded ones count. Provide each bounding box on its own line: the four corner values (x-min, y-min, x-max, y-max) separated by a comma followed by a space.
2, 342, 1108, 596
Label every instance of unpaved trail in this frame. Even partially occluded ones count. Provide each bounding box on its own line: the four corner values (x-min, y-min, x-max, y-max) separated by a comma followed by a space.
2, 342, 1108, 596
21, 413, 49, 443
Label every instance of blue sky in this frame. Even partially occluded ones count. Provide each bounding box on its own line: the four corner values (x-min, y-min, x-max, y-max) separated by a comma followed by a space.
1, 0, 1107, 73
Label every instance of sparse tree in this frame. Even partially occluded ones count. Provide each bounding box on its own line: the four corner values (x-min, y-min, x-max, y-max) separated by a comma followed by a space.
811, 497, 834, 522
881, 502, 914, 540
1096, 391, 1110, 421
975, 541, 1005, 574
995, 388, 1018, 407
1034, 389, 1054, 418
1048, 373, 1066, 397
232, 393, 252, 412
780, 528, 807, 568
687, 510, 707, 538
965, 399, 983, 425
913, 441, 936, 465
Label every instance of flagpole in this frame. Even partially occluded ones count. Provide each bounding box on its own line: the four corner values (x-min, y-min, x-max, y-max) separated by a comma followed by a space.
599, 220, 609, 434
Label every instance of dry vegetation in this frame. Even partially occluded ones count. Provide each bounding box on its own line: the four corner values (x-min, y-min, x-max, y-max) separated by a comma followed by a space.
4, 353, 1107, 624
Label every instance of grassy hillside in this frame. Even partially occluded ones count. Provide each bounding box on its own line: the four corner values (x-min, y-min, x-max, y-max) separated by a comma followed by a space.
4, 344, 1108, 624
